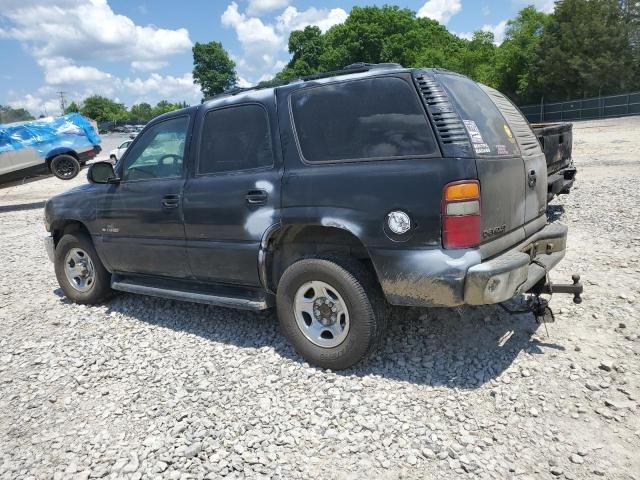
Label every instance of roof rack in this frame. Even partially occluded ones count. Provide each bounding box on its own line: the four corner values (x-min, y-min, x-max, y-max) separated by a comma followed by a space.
204, 63, 405, 102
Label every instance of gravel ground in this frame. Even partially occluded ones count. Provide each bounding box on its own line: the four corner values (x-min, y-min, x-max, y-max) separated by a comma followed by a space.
0, 120, 639, 480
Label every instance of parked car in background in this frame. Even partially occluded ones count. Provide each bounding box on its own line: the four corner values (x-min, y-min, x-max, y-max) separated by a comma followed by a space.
109, 140, 132, 162
1, 113, 101, 183
44, 64, 582, 369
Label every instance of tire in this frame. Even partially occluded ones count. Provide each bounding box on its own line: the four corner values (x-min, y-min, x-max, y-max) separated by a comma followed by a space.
276, 257, 386, 370
50, 154, 80, 180
54, 232, 113, 304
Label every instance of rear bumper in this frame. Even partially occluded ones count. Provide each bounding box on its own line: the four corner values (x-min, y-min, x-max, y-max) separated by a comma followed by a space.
372, 222, 568, 307
547, 165, 576, 201
464, 223, 566, 304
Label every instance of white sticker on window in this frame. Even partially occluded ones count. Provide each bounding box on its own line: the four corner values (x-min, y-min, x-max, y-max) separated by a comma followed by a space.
473, 143, 491, 154
463, 119, 485, 144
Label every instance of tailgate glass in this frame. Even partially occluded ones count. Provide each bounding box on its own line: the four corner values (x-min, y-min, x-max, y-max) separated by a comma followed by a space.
437, 74, 520, 158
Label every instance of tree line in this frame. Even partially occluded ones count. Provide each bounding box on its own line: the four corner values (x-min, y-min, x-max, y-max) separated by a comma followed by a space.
63, 96, 189, 123
194, 0, 640, 105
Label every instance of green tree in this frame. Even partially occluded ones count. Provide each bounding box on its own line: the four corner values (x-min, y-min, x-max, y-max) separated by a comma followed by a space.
192, 41, 237, 98
64, 101, 81, 114
0, 105, 35, 123
151, 101, 186, 118
80, 95, 128, 122
452, 31, 498, 86
493, 7, 549, 103
129, 102, 153, 122
533, 0, 633, 100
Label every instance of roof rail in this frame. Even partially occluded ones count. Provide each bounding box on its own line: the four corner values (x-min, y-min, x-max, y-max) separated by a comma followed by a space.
203, 62, 406, 102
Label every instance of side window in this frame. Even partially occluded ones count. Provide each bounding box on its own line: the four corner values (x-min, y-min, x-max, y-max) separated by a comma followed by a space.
198, 104, 273, 175
122, 116, 189, 181
290, 77, 438, 162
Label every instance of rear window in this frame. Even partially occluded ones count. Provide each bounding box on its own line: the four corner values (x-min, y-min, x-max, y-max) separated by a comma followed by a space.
198, 104, 273, 174
437, 74, 519, 157
290, 77, 438, 162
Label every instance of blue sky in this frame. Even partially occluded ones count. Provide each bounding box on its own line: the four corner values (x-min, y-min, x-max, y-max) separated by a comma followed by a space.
0, 0, 553, 117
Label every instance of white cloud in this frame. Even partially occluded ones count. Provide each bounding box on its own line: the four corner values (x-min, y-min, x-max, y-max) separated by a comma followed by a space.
122, 73, 201, 104
38, 57, 114, 86
222, 2, 347, 84
247, 0, 290, 16
0, 0, 192, 70
417, 0, 462, 25
8, 93, 60, 117
0, 1, 198, 116
482, 20, 508, 45
276, 6, 348, 34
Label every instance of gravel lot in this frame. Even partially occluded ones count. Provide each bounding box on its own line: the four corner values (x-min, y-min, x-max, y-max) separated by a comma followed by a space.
1, 121, 639, 480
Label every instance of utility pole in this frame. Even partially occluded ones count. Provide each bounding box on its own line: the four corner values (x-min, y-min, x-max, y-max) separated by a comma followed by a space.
58, 91, 67, 115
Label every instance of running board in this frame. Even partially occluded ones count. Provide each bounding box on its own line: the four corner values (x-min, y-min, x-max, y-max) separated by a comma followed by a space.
111, 274, 273, 311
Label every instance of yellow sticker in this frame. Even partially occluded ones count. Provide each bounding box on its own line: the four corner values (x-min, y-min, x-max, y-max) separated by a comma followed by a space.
503, 124, 513, 139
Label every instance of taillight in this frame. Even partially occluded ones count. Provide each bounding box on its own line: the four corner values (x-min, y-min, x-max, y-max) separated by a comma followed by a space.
442, 180, 481, 249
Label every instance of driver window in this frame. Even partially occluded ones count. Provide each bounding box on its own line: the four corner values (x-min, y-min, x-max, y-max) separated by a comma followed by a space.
122, 116, 189, 181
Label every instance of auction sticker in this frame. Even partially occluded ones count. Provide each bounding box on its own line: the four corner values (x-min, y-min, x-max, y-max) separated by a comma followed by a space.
463, 120, 484, 144
473, 143, 491, 154
496, 144, 509, 155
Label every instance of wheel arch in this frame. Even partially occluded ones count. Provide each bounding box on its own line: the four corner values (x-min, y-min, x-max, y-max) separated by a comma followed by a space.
45, 148, 79, 167
260, 223, 380, 294
50, 219, 91, 247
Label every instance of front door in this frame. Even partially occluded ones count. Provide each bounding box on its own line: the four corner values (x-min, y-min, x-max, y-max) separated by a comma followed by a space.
182, 101, 281, 287
95, 114, 192, 278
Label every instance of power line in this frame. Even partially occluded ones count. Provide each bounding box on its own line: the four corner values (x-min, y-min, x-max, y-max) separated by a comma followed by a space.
57, 91, 66, 114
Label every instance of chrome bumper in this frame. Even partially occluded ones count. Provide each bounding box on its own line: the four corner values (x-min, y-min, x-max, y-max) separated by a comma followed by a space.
44, 235, 55, 262
464, 223, 567, 305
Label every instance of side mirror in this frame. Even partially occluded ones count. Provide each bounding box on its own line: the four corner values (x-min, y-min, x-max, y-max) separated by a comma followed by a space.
87, 161, 119, 184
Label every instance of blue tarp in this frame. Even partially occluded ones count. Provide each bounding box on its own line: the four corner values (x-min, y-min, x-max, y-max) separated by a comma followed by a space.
0, 113, 100, 157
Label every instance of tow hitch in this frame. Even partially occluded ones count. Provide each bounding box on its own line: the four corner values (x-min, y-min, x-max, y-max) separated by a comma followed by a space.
532, 274, 583, 305
500, 274, 583, 328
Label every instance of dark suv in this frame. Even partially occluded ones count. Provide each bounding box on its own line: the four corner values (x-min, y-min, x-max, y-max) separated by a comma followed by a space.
44, 64, 573, 369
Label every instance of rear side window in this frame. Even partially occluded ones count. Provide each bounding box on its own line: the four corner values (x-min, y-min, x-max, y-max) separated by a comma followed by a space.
290, 77, 438, 162
199, 104, 273, 174
437, 74, 519, 157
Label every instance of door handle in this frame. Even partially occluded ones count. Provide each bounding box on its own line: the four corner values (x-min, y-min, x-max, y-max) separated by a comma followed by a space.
162, 194, 180, 209
246, 189, 268, 205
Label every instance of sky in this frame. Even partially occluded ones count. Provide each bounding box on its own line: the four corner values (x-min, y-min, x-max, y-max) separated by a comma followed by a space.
0, 0, 555, 117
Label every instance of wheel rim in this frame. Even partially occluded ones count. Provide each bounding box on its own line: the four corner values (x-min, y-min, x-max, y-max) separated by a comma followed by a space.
55, 158, 77, 178
64, 248, 96, 293
293, 280, 350, 348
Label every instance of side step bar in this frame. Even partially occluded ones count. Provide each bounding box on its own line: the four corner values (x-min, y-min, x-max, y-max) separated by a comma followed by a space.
111, 275, 273, 311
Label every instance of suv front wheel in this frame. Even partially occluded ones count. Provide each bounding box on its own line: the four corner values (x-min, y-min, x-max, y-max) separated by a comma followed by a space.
54, 232, 113, 304
276, 258, 386, 370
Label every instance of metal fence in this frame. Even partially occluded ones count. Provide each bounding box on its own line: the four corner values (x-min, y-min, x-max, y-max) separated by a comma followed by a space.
519, 91, 640, 123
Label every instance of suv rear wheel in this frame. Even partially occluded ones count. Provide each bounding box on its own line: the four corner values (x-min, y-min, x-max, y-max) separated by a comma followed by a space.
50, 154, 80, 180
54, 232, 113, 304
276, 258, 386, 370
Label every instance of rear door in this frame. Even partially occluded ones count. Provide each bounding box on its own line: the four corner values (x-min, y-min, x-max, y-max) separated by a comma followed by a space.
182, 97, 281, 287
436, 73, 528, 244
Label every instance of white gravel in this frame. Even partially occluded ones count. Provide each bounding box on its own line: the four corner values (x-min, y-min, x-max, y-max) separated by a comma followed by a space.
0, 120, 639, 479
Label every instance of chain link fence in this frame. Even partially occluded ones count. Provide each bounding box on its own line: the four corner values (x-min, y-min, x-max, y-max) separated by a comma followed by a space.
519, 91, 640, 123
